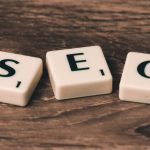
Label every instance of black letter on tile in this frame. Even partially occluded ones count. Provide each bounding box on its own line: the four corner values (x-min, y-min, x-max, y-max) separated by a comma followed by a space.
16, 81, 21, 88
67, 53, 89, 71
137, 61, 150, 78
100, 69, 105, 76
0, 59, 19, 77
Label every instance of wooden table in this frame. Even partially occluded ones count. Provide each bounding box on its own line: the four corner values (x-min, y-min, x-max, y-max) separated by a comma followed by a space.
0, 0, 150, 149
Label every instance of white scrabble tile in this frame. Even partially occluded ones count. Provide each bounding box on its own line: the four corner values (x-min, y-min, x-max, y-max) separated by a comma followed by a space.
119, 52, 150, 104
0, 51, 43, 106
46, 46, 112, 100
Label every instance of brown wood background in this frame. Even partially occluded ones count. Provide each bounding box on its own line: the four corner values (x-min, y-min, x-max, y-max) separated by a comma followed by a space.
0, 0, 150, 149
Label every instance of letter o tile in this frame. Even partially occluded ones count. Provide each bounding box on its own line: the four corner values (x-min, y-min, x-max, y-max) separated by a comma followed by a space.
119, 52, 150, 104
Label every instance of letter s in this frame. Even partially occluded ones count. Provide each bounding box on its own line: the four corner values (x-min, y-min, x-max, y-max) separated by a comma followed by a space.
0, 59, 19, 77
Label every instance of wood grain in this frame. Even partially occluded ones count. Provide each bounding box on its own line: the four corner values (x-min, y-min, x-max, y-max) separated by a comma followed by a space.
0, 0, 150, 149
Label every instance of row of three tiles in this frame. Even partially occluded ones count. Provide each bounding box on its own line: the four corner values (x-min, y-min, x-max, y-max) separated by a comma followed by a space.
0, 46, 149, 106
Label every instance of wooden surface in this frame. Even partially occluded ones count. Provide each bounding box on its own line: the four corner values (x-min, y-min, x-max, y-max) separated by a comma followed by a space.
0, 0, 150, 149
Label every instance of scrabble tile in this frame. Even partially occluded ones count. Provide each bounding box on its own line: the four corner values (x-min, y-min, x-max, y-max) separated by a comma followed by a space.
119, 52, 150, 104
46, 46, 112, 100
0, 51, 43, 106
